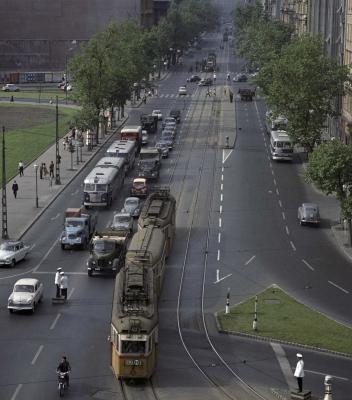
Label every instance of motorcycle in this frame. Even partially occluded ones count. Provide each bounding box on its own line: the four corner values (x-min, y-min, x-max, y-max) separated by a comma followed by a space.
57, 371, 69, 397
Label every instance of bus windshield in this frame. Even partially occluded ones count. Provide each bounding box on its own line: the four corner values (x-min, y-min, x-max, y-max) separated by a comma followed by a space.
121, 340, 146, 354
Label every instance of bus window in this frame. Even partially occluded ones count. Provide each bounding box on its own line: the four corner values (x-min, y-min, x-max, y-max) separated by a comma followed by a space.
121, 340, 146, 354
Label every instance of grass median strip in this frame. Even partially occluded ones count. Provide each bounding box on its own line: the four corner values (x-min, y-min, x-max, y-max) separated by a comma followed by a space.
217, 286, 352, 356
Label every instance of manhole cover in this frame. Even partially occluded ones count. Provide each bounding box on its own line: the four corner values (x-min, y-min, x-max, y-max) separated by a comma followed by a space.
264, 299, 280, 304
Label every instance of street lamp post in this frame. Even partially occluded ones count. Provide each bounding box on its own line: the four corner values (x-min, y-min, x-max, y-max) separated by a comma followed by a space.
55, 96, 61, 184
34, 164, 39, 208
1, 126, 8, 239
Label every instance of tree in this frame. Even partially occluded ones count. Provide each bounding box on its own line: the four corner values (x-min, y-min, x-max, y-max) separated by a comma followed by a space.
305, 140, 352, 243
256, 35, 348, 152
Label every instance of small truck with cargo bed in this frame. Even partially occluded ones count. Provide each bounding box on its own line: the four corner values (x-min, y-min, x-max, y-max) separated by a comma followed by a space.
138, 148, 161, 180
60, 208, 97, 250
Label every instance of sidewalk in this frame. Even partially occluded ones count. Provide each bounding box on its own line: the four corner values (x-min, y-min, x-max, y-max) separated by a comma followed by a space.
3, 113, 128, 241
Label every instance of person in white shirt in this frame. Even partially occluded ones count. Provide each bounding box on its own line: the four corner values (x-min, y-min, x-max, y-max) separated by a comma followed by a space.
59, 271, 68, 300
294, 353, 304, 392
55, 267, 62, 297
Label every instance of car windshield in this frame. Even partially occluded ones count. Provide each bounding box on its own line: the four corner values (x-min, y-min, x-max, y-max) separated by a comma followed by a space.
65, 220, 83, 228
305, 207, 317, 214
14, 285, 34, 293
0, 243, 15, 251
125, 199, 137, 207
114, 215, 130, 224
93, 240, 115, 252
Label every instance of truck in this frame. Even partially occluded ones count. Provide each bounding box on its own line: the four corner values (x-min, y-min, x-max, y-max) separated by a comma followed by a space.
140, 114, 158, 134
120, 125, 142, 152
204, 51, 217, 72
87, 230, 128, 276
60, 208, 97, 250
137, 148, 161, 180
238, 88, 255, 101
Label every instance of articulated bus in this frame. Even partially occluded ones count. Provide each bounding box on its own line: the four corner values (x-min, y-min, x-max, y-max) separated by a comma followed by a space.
83, 157, 125, 208
270, 130, 293, 161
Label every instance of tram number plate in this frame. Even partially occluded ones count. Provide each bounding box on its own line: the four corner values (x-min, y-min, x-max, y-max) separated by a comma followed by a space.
125, 359, 143, 366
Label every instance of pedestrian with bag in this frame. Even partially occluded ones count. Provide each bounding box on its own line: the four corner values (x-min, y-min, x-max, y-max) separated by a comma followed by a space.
12, 181, 19, 198
55, 267, 62, 297
59, 271, 68, 300
294, 353, 305, 392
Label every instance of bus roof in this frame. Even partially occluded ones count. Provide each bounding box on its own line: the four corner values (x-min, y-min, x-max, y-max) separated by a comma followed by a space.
84, 165, 122, 185
271, 130, 291, 141
95, 157, 124, 169
106, 140, 135, 155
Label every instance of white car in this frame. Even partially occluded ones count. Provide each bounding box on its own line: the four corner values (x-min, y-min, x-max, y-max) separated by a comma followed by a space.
2, 84, 20, 92
178, 86, 187, 96
8, 278, 44, 313
152, 109, 163, 120
122, 197, 141, 217
111, 212, 133, 233
0, 240, 30, 267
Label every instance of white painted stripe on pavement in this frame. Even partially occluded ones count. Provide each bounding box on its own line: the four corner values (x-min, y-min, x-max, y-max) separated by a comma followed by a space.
271, 343, 296, 389
219, 218, 222, 228
50, 313, 62, 330
302, 259, 314, 271
219, 205, 222, 214
282, 212, 286, 220
290, 241, 296, 251
34, 271, 86, 275
245, 255, 256, 266
218, 233, 221, 243
33, 239, 59, 272
276, 188, 280, 195
220, 193, 223, 202
214, 273, 232, 284
285, 226, 290, 235
31, 345, 44, 365
50, 213, 60, 221
278, 200, 282, 208
328, 280, 349, 294
217, 249, 220, 261
221, 183, 223, 191
304, 369, 349, 381
273, 179, 277, 186
68, 287, 75, 299
10, 384, 23, 400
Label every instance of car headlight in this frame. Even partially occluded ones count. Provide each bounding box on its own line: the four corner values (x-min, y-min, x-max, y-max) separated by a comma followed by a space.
8, 299, 13, 305
26, 298, 33, 304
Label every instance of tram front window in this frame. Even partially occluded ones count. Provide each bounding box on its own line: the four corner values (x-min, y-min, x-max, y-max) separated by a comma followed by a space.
121, 340, 146, 354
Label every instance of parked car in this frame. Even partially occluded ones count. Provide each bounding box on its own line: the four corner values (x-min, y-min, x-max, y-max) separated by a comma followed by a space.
156, 140, 170, 158
170, 109, 181, 123
8, 278, 43, 313
298, 203, 320, 226
142, 130, 149, 145
162, 117, 176, 128
233, 73, 247, 82
111, 212, 133, 233
198, 78, 213, 86
130, 178, 148, 198
122, 197, 141, 217
187, 75, 201, 82
152, 109, 163, 120
178, 86, 187, 96
2, 84, 20, 92
0, 240, 30, 267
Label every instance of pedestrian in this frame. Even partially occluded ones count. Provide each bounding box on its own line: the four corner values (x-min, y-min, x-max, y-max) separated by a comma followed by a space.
57, 154, 61, 164
12, 181, 18, 198
10, 95, 14, 102
294, 353, 304, 392
213, 73, 217, 82
63, 137, 68, 150
59, 271, 68, 300
55, 267, 62, 297
49, 161, 54, 178
39, 163, 44, 179
143, 96, 146, 104
18, 161, 24, 177
43, 163, 48, 179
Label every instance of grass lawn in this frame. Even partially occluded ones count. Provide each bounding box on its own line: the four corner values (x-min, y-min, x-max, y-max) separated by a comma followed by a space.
0, 103, 78, 182
217, 286, 352, 356
0, 88, 69, 101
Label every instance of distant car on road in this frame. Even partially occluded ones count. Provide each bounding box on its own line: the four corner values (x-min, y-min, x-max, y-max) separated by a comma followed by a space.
122, 197, 141, 218
156, 140, 169, 158
130, 178, 148, 198
198, 78, 213, 86
152, 109, 163, 120
162, 117, 176, 129
187, 75, 201, 82
2, 84, 20, 92
169, 109, 181, 123
111, 212, 133, 233
298, 203, 320, 226
8, 278, 43, 314
178, 86, 188, 96
0, 240, 30, 267
233, 73, 247, 82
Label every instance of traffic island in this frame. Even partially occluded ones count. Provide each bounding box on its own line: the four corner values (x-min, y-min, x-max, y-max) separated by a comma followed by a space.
216, 285, 352, 356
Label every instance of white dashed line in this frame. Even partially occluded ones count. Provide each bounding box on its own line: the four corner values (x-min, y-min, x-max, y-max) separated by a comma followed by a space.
282, 212, 286, 220
302, 259, 315, 271
68, 287, 75, 299
273, 179, 277, 186
304, 369, 348, 381
285, 226, 290, 235
221, 174, 224, 181
219, 205, 222, 214
290, 241, 296, 251
71, 189, 79, 196
222, 166, 224, 172
50, 213, 60, 221
33, 239, 58, 272
31, 345, 44, 365
218, 233, 221, 243
278, 200, 282, 208
276, 188, 280, 195
217, 249, 220, 261
245, 255, 256, 265
221, 183, 223, 191
220, 193, 223, 202
219, 218, 222, 228
328, 281, 349, 294
10, 384, 23, 400
214, 273, 232, 284
271, 170, 274, 176
50, 313, 62, 330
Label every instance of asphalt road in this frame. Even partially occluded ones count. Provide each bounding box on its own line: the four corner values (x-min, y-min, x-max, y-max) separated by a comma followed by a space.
1, 4, 352, 400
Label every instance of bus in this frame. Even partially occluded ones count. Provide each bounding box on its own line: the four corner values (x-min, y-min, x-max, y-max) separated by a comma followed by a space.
270, 130, 293, 161
83, 157, 125, 208
105, 140, 136, 172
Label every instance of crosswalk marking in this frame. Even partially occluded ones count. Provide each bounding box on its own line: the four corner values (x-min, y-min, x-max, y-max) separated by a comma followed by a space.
159, 93, 194, 98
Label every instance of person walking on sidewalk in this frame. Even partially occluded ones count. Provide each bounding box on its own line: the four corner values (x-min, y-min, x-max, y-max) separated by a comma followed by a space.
43, 163, 49, 179
59, 271, 68, 300
294, 353, 305, 392
49, 161, 54, 178
39, 163, 44, 179
18, 161, 24, 177
55, 267, 62, 297
12, 181, 19, 198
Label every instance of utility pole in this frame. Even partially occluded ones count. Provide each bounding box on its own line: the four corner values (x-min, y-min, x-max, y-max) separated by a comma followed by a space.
2, 126, 8, 239
55, 96, 61, 184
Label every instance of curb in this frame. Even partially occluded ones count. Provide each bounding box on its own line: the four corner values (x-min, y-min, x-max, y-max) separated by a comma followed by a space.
18, 115, 129, 240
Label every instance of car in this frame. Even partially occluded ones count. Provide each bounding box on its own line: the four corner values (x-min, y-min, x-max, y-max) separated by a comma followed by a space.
142, 130, 149, 145
111, 212, 133, 233
59, 84, 73, 91
2, 84, 20, 92
164, 121, 177, 130
162, 129, 176, 139
156, 141, 169, 158
178, 86, 187, 96
187, 75, 201, 83
298, 203, 320, 226
162, 117, 176, 128
8, 278, 43, 313
122, 197, 141, 217
198, 78, 213, 86
130, 178, 148, 198
169, 109, 181, 123
161, 134, 174, 150
233, 73, 247, 82
0, 240, 30, 267
152, 109, 163, 120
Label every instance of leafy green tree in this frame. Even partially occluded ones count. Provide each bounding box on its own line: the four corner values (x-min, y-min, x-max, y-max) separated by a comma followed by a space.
257, 35, 348, 152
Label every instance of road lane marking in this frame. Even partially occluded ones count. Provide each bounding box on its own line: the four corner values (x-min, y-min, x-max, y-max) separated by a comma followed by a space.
220, 193, 223, 202
221, 183, 223, 191
33, 239, 59, 272
278, 200, 282, 208
271, 343, 296, 389
276, 188, 279, 195
273, 179, 277, 186
221, 174, 224, 181
304, 369, 348, 381
50, 313, 62, 330
10, 384, 23, 400
217, 249, 220, 261
222, 149, 233, 164
328, 280, 349, 294
245, 255, 256, 266
219, 218, 222, 228
31, 345, 44, 365
68, 287, 75, 299
50, 213, 60, 221
302, 259, 314, 271
219, 205, 222, 214
285, 226, 290, 235
222, 166, 224, 173
33, 271, 86, 275
30, 243, 36, 251
214, 273, 232, 284
290, 241, 296, 251
282, 212, 286, 220
218, 233, 221, 243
